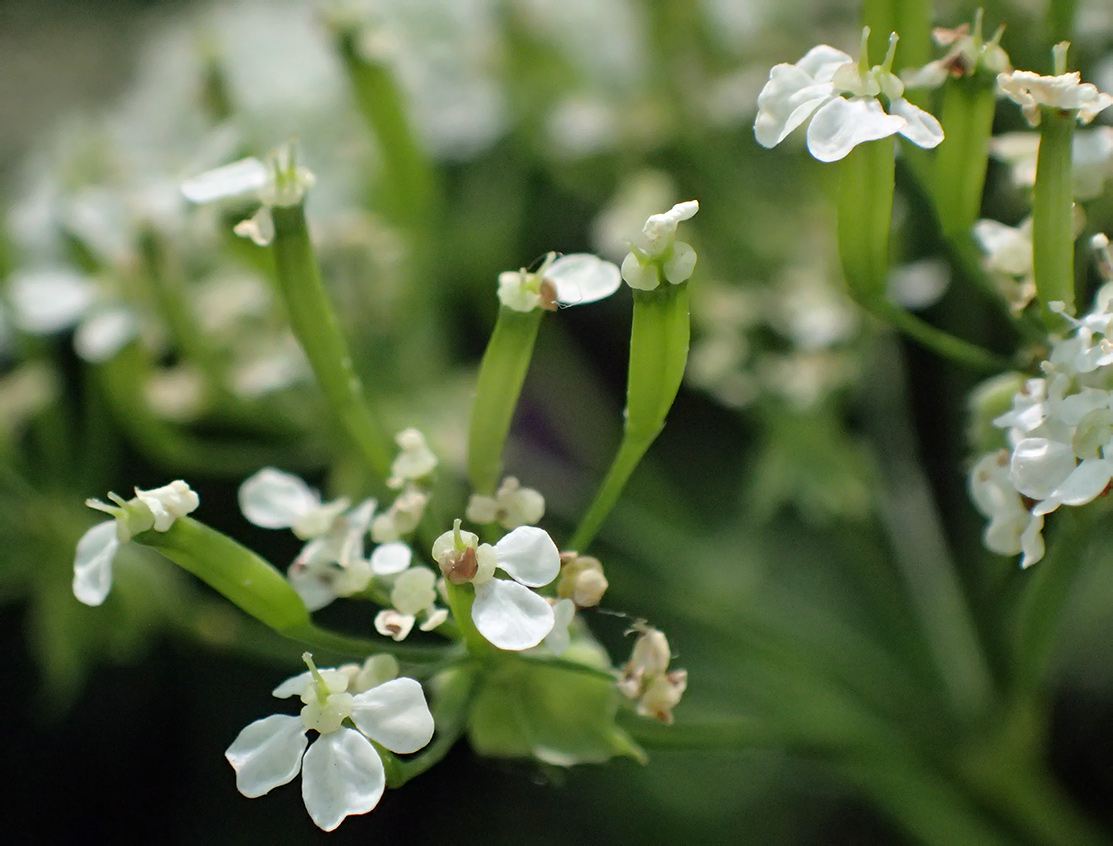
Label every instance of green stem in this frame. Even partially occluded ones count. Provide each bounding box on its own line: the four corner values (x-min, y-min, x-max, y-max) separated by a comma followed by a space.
933, 75, 998, 242
1046, 0, 1077, 47
335, 28, 437, 233
838, 138, 895, 305
280, 621, 450, 666
1010, 508, 1091, 701
467, 306, 543, 495
1032, 108, 1076, 313
862, 0, 931, 70
270, 203, 394, 482
871, 300, 1009, 371
570, 282, 689, 551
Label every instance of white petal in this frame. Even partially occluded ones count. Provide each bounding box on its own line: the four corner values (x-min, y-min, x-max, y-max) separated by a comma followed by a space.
72, 520, 119, 606
472, 578, 556, 650
272, 671, 314, 699
1037, 458, 1113, 513
1010, 438, 1077, 500
288, 565, 340, 612
806, 97, 904, 163
74, 307, 137, 363
545, 254, 621, 305
349, 677, 435, 753
369, 541, 412, 575
181, 157, 269, 204
1019, 514, 1046, 568
8, 268, 96, 333
238, 468, 320, 529
233, 207, 276, 247
301, 729, 385, 832
493, 526, 560, 587
753, 60, 836, 148
663, 241, 697, 284
890, 98, 944, 149
225, 714, 307, 798
795, 45, 854, 82
620, 253, 659, 291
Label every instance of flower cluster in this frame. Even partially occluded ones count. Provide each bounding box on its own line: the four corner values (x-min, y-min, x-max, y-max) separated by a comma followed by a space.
618, 624, 687, 724
226, 653, 434, 831
998, 42, 1113, 128
970, 266, 1113, 567
754, 28, 943, 163
73, 480, 200, 606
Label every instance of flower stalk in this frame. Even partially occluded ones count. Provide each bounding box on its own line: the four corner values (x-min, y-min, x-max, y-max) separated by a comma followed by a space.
1031, 106, 1077, 313
270, 202, 394, 482
570, 281, 689, 551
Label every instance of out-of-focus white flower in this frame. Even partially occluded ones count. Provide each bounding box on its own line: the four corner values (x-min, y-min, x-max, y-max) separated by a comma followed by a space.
74, 480, 200, 605
969, 451, 1046, 567
989, 127, 1113, 201
226, 654, 434, 831
387, 428, 438, 489
6, 267, 138, 363
497, 252, 621, 312
541, 598, 576, 656
901, 12, 1011, 88
998, 42, 1113, 127
431, 520, 560, 650
465, 476, 545, 530
373, 565, 447, 640
754, 29, 943, 163
238, 468, 351, 541
181, 143, 316, 246
620, 201, 700, 291
371, 485, 429, 543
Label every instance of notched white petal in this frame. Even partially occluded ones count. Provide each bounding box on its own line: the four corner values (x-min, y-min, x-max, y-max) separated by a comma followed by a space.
545, 254, 622, 305
472, 578, 556, 650
493, 525, 560, 587
225, 714, 307, 798
181, 157, 270, 204
73, 520, 120, 606
301, 729, 385, 832
239, 468, 320, 529
806, 97, 905, 162
349, 677, 435, 754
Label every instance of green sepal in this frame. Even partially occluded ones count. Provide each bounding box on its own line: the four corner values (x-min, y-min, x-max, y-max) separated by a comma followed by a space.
466, 645, 644, 766
133, 517, 310, 631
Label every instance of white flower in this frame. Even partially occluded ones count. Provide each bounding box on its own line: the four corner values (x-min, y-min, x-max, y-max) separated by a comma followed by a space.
225, 654, 434, 832
387, 428, 438, 489
973, 217, 1037, 314
432, 520, 561, 650
998, 42, 1113, 127
901, 13, 1011, 89
370, 485, 429, 543
181, 143, 316, 246
73, 480, 200, 606
465, 476, 546, 530
497, 252, 621, 312
374, 565, 448, 641
6, 267, 137, 363
238, 468, 350, 541
287, 501, 379, 611
754, 29, 943, 163
620, 201, 700, 291
989, 128, 1113, 201
969, 451, 1046, 567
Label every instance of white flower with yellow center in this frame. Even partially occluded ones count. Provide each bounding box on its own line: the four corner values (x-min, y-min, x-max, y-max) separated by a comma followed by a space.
226, 653, 434, 831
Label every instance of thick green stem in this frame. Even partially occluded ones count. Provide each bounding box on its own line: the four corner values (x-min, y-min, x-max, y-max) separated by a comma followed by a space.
467, 307, 543, 495
570, 282, 689, 551
1032, 108, 1076, 313
861, 0, 931, 70
933, 75, 998, 241
839, 138, 895, 305
270, 203, 394, 481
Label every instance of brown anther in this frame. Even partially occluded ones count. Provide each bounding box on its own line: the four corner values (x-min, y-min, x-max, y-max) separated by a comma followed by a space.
538, 279, 560, 311
441, 545, 479, 585
559, 550, 579, 564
